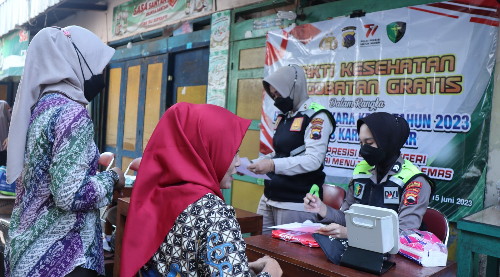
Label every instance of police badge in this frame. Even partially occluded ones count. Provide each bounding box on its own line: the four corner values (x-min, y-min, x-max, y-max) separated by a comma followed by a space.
341, 26, 356, 48
386, 21, 406, 43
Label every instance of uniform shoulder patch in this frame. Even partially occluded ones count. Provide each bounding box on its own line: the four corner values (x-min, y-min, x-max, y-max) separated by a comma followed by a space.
406, 181, 422, 191
311, 118, 324, 126
392, 161, 402, 173
310, 125, 323, 140
353, 182, 365, 199
403, 181, 422, 206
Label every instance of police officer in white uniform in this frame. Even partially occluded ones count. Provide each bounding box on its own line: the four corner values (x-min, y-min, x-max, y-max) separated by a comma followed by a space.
248, 65, 336, 234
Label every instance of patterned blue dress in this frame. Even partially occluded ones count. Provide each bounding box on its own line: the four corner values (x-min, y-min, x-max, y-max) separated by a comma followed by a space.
143, 193, 272, 277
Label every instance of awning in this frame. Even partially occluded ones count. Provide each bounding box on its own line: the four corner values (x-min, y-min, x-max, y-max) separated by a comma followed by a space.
0, 0, 107, 37
0, 29, 29, 81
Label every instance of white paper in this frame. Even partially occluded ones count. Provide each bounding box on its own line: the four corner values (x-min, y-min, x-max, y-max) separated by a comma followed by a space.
236, 157, 271, 180
124, 175, 136, 187
269, 220, 326, 233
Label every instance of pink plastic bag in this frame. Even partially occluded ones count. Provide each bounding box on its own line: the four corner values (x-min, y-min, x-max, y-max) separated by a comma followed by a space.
398, 229, 448, 267
271, 229, 320, 247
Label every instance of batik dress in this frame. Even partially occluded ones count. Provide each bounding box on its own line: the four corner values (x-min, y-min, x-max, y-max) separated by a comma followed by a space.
5, 93, 118, 277
144, 193, 272, 277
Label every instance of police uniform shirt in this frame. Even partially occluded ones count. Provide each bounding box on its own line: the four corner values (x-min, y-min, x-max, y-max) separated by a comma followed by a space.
256, 98, 334, 211
320, 157, 432, 231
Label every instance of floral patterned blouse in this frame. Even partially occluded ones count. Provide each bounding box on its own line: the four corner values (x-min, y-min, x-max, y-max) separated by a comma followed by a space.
5, 93, 118, 277
143, 193, 272, 277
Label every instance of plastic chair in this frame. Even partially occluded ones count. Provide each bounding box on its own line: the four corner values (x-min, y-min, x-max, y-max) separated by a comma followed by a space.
98, 152, 115, 171
422, 207, 449, 245
124, 157, 142, 175
322, 184, 346, 210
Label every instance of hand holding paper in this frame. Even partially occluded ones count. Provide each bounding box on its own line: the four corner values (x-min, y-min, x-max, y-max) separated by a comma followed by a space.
247, 158, 274, 174
236, 157, 271, 180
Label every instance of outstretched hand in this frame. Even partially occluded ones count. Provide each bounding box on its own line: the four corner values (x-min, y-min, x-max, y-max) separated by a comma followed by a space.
247, 159, 274, 175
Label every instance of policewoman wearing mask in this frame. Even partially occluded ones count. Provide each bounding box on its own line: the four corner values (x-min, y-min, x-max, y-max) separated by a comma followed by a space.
304, 112, 434, 238
5, 26, 125, 277
248, 65, 336, 234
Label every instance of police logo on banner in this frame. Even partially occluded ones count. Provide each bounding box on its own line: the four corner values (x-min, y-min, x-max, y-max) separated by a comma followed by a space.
384, 187, 399, 204
319, 33, 338, 51
386, 21, 406, 43
341, 26, 356, 48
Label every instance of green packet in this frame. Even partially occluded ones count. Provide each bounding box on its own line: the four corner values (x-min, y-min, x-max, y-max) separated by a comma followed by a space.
309, 184, 319, 197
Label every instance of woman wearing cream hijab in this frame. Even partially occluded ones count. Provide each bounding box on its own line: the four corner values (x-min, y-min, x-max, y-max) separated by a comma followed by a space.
5, 26, 124, 277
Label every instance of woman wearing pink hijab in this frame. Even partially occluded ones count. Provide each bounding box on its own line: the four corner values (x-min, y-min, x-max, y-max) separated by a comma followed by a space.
121, 102, 282, 277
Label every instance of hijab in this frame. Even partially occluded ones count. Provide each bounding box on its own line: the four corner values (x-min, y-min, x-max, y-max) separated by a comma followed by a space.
263, 64, 309, 112
0, 101, 11, 146
357, 112, 410, 179
121, 102, 251, 276
6, 26, 115, 184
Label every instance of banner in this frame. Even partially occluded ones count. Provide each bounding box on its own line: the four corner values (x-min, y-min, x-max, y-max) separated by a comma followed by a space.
207, 10, 230, 107
0, 29, 29, 80
262, 0, 499, 221
112, 0, 213, 37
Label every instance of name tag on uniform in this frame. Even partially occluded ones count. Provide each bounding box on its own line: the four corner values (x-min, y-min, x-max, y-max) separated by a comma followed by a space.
290, 117, 304, 132
274, 116, 282, 130
384, 187, 400, 204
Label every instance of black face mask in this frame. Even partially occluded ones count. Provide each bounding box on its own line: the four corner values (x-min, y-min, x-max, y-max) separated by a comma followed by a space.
84, 73, 105, 102
359, 144, 386, 166
69, 38, 105, 102
274, 97, 294, 114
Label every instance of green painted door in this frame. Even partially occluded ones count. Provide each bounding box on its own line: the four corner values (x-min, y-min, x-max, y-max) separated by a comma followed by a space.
227, 37, 267, 212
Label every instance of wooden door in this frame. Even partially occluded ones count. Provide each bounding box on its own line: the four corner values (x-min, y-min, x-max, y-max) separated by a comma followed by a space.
167, 46, 210, 107
105, 55, 168, 170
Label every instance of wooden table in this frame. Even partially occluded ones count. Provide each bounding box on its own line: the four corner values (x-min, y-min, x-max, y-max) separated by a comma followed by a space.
235, 207, 263, 236
113, 197, 263, 277
245, 235, 457, 277
457, 205, 500, 277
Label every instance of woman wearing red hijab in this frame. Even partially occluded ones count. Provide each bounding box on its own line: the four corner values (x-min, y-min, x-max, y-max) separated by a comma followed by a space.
121, 103, 282, 277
